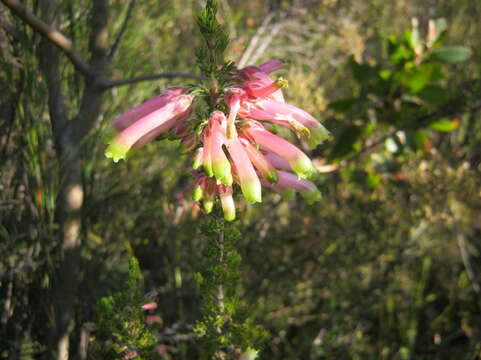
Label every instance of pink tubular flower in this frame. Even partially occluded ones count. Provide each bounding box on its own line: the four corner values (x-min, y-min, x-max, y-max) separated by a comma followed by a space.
237, 59, 283, 80
105, 91, 194, 162
240, 137, 278, 184
112, 87, 186, 132
192, 176, 207, 202
225, 87, 246, 139
192, 147, 204, 169
261, 170, 321, 204
201, 178, 216, 213
225, 134, 262, 204
240, 98, 330, 149
145, 315, 163, 324
244, 121, 317, 179
237, 62, 285, 103
258, 59, 283, 74
218, 185, 235, 221
242, 77, 288, 99
141, 302, 158, 310
209, 112, 233, 185
202, 124, 214, 177
263, 151, 292, 171
132, 105, 194, 149
106, 58, 327, 220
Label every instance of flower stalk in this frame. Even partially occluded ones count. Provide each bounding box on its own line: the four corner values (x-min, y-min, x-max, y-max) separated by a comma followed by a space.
104, 0, 329, 357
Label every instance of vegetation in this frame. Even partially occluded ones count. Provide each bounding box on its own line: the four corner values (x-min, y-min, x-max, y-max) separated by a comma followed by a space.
1, 0, 480, 359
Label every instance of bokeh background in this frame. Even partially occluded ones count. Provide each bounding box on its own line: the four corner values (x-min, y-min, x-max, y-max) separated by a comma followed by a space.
1, 0, 481, 358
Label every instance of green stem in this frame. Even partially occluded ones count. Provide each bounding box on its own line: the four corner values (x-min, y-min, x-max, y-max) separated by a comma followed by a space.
216, 218, 225, 325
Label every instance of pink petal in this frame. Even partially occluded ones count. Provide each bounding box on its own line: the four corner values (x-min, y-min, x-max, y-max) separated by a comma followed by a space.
132, 105, 193, 148
258, 59, 284, 74
202, 123, 213, 177
240, 137, 278, 184
218, 185, 236, 221
226, 88, 247, 138
263, 151, 292, 171
209, 112, 233, 185
113, 87, 185, 131
244, 121, 316, 179
141, 302, 157, 310
243, 77, 287, 99
261, 170, 322, 204
106, 95, 194, 162
225, 136, 262, 203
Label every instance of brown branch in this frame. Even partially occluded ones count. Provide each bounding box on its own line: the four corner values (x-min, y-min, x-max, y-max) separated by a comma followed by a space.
1, 0, 92, 76
108, 0, 136, 60
2, 0, 204, 90
100, 72, 205, 89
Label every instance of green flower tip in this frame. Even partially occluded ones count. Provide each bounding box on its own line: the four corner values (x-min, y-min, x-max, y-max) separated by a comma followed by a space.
212, 161, 233, 185
192, 186, 203, 201
301, 189, 322, 205
204, 163, 213, 177
223, 209, 236, 222
291, 156, 318, 180
105, 141, 128, 163
192, 157, 203, 170
241, 181, 262, 204
203, 199, 214, 213
307, 124, 331, 149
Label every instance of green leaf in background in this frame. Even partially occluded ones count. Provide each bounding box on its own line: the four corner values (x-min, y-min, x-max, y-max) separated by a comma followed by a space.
404, 63, 434, 93
417, 85, 446, 106
379, 69, 392, 80
404, 28, 421, 54
405, 130, 428, 151
328, 97, 359, 113
428, 119, 459, 132
388, 34, 414, 64
330, 125, 362, 160
431, 46, 472, 63
349, 56, 373, 83
350, 170, 381, 189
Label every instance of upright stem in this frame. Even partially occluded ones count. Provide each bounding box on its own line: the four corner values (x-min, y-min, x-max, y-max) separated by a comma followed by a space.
216, 219, 225, 330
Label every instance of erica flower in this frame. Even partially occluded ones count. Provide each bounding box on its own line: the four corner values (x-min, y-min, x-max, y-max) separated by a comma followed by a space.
243, 120, 317, 179
225, 131, 262, 204
261, 171, 322, 204
239, 98, 330, 149
236, 59, 286, 103
218, 185, 235, 221
209, 112, 233, 185
106, 59, 329, 221
105, 88, 194, 162
141, 302, 158, 310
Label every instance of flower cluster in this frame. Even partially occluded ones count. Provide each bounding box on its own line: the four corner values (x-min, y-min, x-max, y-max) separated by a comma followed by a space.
105, 59, 329, 221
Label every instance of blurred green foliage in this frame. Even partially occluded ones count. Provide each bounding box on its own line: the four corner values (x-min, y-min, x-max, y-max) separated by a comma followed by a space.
1, 0, 481, 359
91, 258, 158, 359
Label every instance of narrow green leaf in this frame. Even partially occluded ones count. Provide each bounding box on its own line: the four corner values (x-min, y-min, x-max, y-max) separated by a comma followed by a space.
431, 46, 472, 63
428, 119, 459, 132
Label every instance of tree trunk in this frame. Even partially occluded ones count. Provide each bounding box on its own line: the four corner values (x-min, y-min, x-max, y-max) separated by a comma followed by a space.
38, 0, 109, 358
